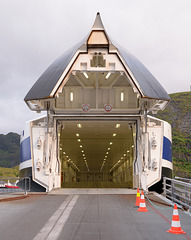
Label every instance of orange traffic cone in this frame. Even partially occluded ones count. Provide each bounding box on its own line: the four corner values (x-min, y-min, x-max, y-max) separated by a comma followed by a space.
137, 191, 148, 212
167, 204, 186, 234
135, 188, 140, 206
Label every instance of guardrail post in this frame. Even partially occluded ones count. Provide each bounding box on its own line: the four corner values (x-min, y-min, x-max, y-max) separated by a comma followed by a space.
24, 178, 27, 195
24, 177, 31, 195
186, 185, 191, 213
185, 185, 188, 208
171, 180, 174, 203
163, 177, 166, 197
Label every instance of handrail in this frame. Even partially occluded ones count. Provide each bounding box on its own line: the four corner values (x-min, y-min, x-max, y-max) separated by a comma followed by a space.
174, 176, 191, 183
0, 177, 31, 195
163, 177, 191, 212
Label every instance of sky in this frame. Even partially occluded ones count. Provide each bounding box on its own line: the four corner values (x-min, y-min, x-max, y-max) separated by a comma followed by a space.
0, 0, 191, 134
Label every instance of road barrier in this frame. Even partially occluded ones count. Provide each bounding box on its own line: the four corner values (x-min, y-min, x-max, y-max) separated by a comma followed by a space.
167, 203, 186, 235
137, 191, 148, 212
163, 177, 191, 212
135, 188, 140, 206
0, 177, 31, 195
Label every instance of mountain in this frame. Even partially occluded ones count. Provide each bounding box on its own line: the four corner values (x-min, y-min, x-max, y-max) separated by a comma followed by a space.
0, 132, 20, 168
154, 92, 191, 177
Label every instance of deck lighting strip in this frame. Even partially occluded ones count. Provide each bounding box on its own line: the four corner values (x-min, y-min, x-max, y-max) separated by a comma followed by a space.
105, 72, 111, 79
63, 152, 80, 172
75, 133, 89, 171
100, 142, 113, 171
110, 151, 129, 172
83, 72, 89, 79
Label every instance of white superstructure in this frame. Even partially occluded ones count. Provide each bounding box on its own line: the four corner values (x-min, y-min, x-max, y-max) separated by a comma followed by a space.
20, 13, 172, 192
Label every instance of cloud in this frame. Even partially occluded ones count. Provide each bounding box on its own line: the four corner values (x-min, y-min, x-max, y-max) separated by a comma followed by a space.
0, 0, 191, 133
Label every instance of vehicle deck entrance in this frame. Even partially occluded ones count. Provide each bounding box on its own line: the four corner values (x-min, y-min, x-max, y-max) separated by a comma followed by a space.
58, 120, 136, 188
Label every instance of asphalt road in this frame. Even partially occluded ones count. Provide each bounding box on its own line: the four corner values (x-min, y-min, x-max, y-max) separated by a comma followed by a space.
0, 194, 190, 240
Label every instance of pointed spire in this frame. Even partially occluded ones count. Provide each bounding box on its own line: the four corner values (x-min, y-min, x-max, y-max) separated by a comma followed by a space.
92, 12, 105, 30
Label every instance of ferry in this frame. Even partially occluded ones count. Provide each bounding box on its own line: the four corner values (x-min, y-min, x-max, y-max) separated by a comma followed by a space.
20, 13, 172, 193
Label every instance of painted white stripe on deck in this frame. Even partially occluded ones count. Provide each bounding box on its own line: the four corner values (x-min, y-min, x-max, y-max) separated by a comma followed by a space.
33, 195, 79, 240
46, 195, 79, 240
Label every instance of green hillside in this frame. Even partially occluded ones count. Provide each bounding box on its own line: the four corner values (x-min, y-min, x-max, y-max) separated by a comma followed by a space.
154, 92, 191, 177
0, 132, 20, 168
0, 165, 19, 178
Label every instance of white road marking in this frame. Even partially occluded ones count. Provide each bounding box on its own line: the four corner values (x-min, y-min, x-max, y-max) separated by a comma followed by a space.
46, 194, 79, 240
33, 195, 79, 240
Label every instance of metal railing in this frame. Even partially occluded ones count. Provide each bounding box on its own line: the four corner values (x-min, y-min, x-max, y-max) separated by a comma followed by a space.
174, 176, 191, 183
163, 177, 191, 212
0, 177, 31, 195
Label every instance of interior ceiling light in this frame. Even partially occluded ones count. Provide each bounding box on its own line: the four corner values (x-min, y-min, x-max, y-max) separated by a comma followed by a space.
83, 154, 85, 156
77, 139, 81, 142
60, 147, 62, 150
63, 152, 66, 154
105, 72, 111, 79
127, 150, 130, 153
77, 124, 82, 128
83, 72, 89, 79
120, 91, 124, 102
76, 133, 79, 137
124, 154, 126, 156
115, 124, 120, 128
108, 148, 110, 150
110, 142, 113, 145
132, 145, 134, 148
113, 133, 117, 137
106, 152, 109, 154
81, 150, 84, 153
70, 91, 74, 102
80, 145, 82, 148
